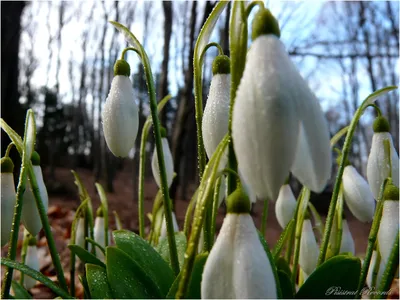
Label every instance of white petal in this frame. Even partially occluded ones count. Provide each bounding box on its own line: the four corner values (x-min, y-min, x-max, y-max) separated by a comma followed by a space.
340, 220, 355, 255
232, 215, 277, 299
342, 166, 375, 222
75, 217, 86, 249
217, 176, 227, 207
232, 35, 300, 201
299, 219, 319, 275
160, 212, 179, 239
94, 217, 105, 260
151, 138, 174, 189
366, 251, 385, 288
275, 184, 297, 228
201, 214, 236, 299
202, 74, 230, 159
24, 246, 40, 290
1, 173, 16, 246
378, 200, 399, 264
238, 169, 257, 204
367, 133, 399, 199
102, 76, 139, 157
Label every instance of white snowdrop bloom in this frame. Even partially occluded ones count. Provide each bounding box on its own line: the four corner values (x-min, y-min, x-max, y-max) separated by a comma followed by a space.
1, 157, 16, 246
366, 251, 385, 288
94, 216, 105, 260
377, 184, 399, 264
367, 117, 399, 199
299, 218, 319, 276
102, 59, 139, 157
22, 152, 49, 236
340, 219, 355, 255
342, 165, 375, 222
201, 189, 277, 299
23, 239, 40, 290
152, 132, 174, 189
160, 212, 179, 240
232, 9, 331, 202
202, 55, 230, 160
275, 184, 297, 229
75, 217, 86, 249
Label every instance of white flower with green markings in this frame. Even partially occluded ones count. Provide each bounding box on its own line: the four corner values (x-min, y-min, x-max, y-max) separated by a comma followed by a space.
1, 157, 16, 246
23, 236, 40, 290
151, 127, 174, 189
102, 59, 139, 158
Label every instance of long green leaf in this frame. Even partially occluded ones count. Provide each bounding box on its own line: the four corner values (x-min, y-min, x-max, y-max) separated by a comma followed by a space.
273, 219, 295, 260
0, 119, 23, 154
11, 281, 32, 299
361, 86, 397, 109
68, 245, 105, 268
86, 264, 113, 299
157, 232, 187, 270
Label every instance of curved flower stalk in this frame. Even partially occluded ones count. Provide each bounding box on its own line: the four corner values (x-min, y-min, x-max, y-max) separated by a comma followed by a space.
23, 236, 40, 290
377, 184, 399, 264
94, 209, 106, 260
342, 164, 375, 222
102, 59, 139, 157
201, 188, 277, 299
1, 157, 16, 246
160, 212, 179, 240
202, 55, 231, 161
367, 116, 399, 199
152, 127, 174, 189
299, 217, 319, 276
275, 184, 297, 229
232, 8, 331, 201
22, 152, 49, 236
366, 251, 384, 288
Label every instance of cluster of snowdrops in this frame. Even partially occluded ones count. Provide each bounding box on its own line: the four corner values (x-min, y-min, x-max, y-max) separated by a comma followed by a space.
1, 2, 399, 299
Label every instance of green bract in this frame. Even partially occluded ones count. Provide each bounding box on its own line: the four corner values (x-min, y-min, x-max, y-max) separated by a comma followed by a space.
113, 59, 130, 76
1, 157, 14, 173
251, 8, 280, 40
212, 55, 230, 75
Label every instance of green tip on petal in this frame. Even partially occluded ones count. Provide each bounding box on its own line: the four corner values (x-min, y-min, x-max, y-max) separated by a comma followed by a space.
251, 8, 280, 41
212, 55, 230, 75
27, 235, 37, 246
373, 116, 390, 133
96, 207, 104, 217
226, 187, 251, 214
31, 151, 41, 166
160, 126, 167, 138
114, 59, 131, 76
383, 183, 399, 201
1, 157, 14, 173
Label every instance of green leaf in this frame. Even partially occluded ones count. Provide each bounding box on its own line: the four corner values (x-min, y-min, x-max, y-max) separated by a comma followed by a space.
1, 258, 72, 299
78, 275, 91, 299
361, 86, 397, 109
0, 118, 23, 154
275, 256, 292, 277
278, 271, 295, 299
86, 264, 113, 299
113, 230, 174, 297
330, 126, 349, 148
295, 255, 361, 299
68, 245, 105, 268
167, 253, 208, 299
157, 232, 187, 269
273, 219, 295, 260
11, 280, 32, 299
106, 246, 162, 299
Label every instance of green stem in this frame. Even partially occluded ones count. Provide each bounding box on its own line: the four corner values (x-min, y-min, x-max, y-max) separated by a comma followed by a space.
245, 0, 264, 17
183, 190, 198, 237
371, 249, 381, 289
19, 230, 30, 285
86, 238, 106, 255
5, 143, 15, 157
211, 177, 222, 242
120, 47, 140, 60
375, 232, 399, 299
333, 186, 344, 256
199, 42, 224, 62
260, 199, 269, 237
355, 179, 388, 298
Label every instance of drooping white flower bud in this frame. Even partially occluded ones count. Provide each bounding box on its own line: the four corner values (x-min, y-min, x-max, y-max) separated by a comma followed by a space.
94, 210, 105, 260
102, 59, 139, 157
232, 9, 331, 201
367, 116, 399, 199
342, 164, 375, 222
377, 184, 399, 264
299, 218, 319, 276
366, 251, 385, 288
202, 55, 230, 160
75, 216, 86, 249
22, 152, 49, 236
201, 189, 277, 299
275, 184, 297, 229
1, 157, 16, 246
23, 237, 40, 290
160, 212, 179, 240
151, 128, 174, 189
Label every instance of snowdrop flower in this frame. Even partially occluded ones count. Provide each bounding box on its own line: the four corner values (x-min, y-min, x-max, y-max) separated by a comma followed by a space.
329, 214, 355, 255
377, 184, 399, 264
366, 251, 385, 288
232, 9, 331, 202
160, 212, 179, 240
275, 183, 297, 229
152, 127, 174, 189
1, 157, 16, 246
342, 161, 375, 222
23, 236, 40, 290
102, 59, 139, 157
202, 55, 230, 161
201, 188, 277, 299
94, 208, 106, 260
75, 216, 86, 249
367, 116, 399, 199
299, 215, 319, 276
22, 152, 49, 236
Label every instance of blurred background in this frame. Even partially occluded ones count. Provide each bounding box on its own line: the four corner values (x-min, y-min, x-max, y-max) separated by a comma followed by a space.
1, 1, 399, 255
